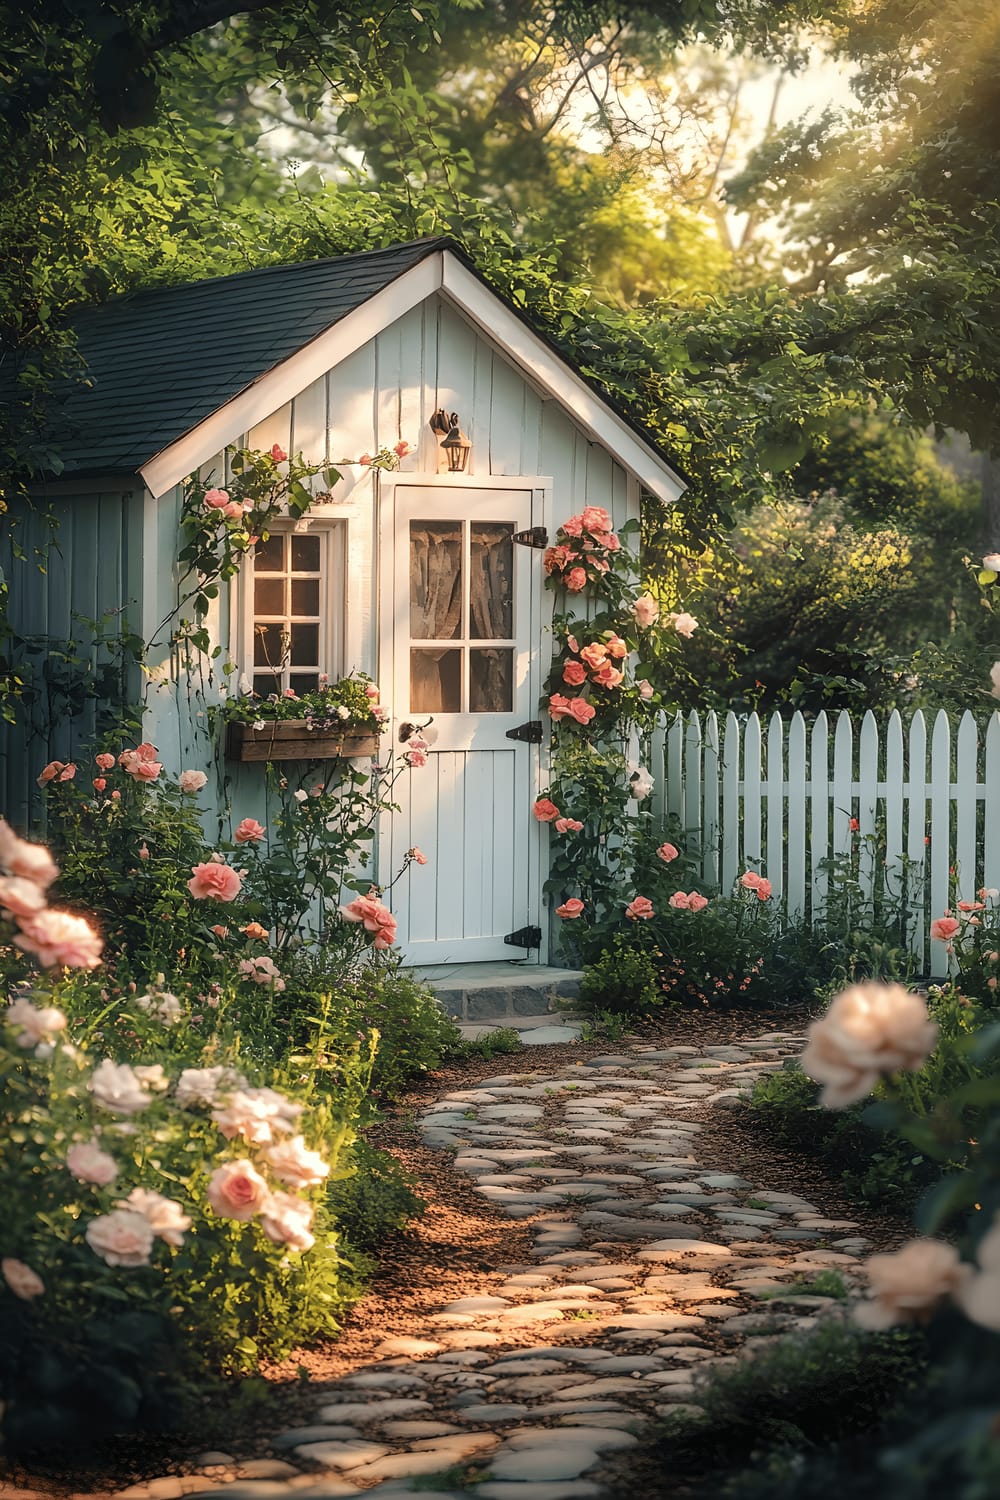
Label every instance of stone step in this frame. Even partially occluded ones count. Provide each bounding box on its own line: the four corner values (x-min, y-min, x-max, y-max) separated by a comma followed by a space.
407, 962, 584, 1021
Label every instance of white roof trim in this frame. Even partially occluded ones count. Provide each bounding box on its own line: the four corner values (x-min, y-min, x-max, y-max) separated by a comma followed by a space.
140, 248, 685, 503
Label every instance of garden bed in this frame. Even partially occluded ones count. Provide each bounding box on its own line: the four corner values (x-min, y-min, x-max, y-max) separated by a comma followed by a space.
225, 722, 380, 762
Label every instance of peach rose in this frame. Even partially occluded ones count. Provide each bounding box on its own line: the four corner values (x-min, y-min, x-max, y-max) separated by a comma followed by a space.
188, 862, 243, 901
754, 878, 772, 901
0, 875, 47, 918
604, 634, 628, 659
234, 818, 266, 844
555, 898, 585, 919
259, 1191, 315, 1252
15, 909, 103, 969
956, 1217, 1000, 1332
179, 769, 208, 793
85, 1209, 155, 1267
393, 440, 409, 457
625, 896, 654, 921
548, 694, 573, 721
687, 891, 709, 912
580, 505, 611, 534
92, 777, 107, 791
271, 444, 287, 461
657, 843, 679, 863
36, 760, 66, 785
855, 1239, 968, 1329
543, 544, 574, 576
580, 642, 608, 671
67, 1141, 119, 1186
2, 1257, 45, 1300
562, 660, 587, 687
408, 846, 428, 864
266, 1135, 330, 1189
668, 891, 691, 910
95, 752, 116, 771
567, 697, 596, 726
204, 488, 230, 509
0, 822, 58, 888
135, 742, 158, 762
631, 593, 659, 627
241, 921, 269, 940
564, 567, 587, 592
592, 663, 623, 689
801, 981, 939, 1108
128, 759, 162, 783
929, 916, 961, 942
554, 818, 584, 833
533, 798, 561, 823
118, 1187, 191, 1247
237, 956, 285, 990
740, 871, 763, 889
206, 1159, 269, 1221
561, 513, 584, 537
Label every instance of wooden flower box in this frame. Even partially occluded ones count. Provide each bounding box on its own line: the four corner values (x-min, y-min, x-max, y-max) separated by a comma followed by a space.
226, 720, 381, 763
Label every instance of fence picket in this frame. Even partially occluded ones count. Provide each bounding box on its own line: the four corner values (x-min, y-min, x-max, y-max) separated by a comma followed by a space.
649, 719, 667, 829
928, 710, 952, 977
667, 713, 684, 824
857, 711, 879, 905
786, 712, 807, 919
720, 712, 741, 891
986, 714, 1000, 893
743, 713, 763, 873
811, 711, 830, 922
766, 713, 785, 902
831, 712, 854, 861
702, 711, 720, 887
906, 711, 928, 967
955, 711, 979, 903
684, 712, 703, 848
884, 710, 905, 908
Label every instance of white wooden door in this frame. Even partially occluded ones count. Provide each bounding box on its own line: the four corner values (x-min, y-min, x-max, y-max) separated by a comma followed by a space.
382, 480, 544, 963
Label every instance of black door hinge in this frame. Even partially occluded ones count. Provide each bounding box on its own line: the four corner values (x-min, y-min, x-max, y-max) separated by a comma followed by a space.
512, 526, 548, 549
505, 719, 543, 743
505, 925, 542, 949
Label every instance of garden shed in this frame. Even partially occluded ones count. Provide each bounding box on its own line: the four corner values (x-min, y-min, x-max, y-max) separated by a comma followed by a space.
5, 237, 686, 966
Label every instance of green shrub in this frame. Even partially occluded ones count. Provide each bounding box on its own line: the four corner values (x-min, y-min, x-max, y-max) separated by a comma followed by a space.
456, 1026, 524, 1060
327, 1138, 425, 1256
580, 933, 663, 1015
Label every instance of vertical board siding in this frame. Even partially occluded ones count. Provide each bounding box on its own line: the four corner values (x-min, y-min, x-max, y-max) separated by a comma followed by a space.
651, 708, 1000, 977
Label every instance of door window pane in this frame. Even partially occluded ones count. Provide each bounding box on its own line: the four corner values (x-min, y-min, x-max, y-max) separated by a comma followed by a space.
254, 533, 284, 570
291, 534, 321, 571
291, 578, 320, 615
290, 623, 319, 664
410, 522, 462, 640
254, 623, 286, 668
288, 672, 319, 694
254, 576, 284, 614
470, 523, 513, 639
470, 648, 514, 713
411, 648, 462, 713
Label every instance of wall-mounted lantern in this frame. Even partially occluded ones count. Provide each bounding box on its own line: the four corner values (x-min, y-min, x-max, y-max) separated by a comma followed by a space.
429, 407, 471, 473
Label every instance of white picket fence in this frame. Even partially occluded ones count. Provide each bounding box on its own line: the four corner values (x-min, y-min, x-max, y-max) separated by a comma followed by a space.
648, 709, 1000, 977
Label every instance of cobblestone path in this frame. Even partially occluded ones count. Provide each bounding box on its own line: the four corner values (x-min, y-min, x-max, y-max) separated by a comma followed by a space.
133, 1031, 875, 1500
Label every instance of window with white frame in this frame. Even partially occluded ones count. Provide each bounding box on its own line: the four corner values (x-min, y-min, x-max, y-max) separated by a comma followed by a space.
242, 523, 344, 696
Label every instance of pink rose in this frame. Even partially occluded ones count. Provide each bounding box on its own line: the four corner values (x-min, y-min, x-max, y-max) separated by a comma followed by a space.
0, 875, 47, 918
687, 891, 709, 911
67, 1141, 119, 1186
222, 501, 243, 519
95, 753, 116, 771
556, 898, 585, 919
625, 896, 654, 921
592, 662, 623, 689
580, 505, 611, 534
92, 777, 107, 792
668, 891, 691, 910
15, 909, 103, 969
359, 453, 372, 466
637, 679, 654, 701
554, 818, 584, 833
234, 818, 266, 844
394, 440, 410, 457
656, 843, 679, 863
533, 798, 561, 823
270, 444, 287, 462
930, 916, 961, 942
206, 1159, 270, 1221
631, 593, 659, 628
405, 748, 428, 768
856, 1238, 969, 1330
580, 642, 607, 671
548, 694, 573, 721
564, 567, 587, 592
118, 1187, 191, 1247
409, 846, 428, 865
740, 871, 763, 889
204, 488, 230, 509
604, 634, 628, 659
36, 760, 65, 785
266, 1135, 329, 1189
561, 514, 584, 537
0, 822, 59, 888
188, 862, 243, 901
365, 683, 380, 701
563, 660, 587, 686
566, 636, 579, 653
131, 759, 162, 782
543, 545, 573, 576
85, 1209, 155, 1267
755, 878, 773, 901
2, 1258, 45, 1300
567, 697, 596, 726
179, 769, 208, 793
668, 611, 698, 638
259, 1191, 315, 1252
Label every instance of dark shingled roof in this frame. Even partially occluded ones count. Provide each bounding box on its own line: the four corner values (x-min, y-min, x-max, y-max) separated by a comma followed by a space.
30, 236, 685, 485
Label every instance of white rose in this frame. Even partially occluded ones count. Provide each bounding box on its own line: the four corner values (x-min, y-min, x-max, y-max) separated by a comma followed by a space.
135, 992, 183, 1026
118, 1187, 191, 1247
211, 1086, 300, 1145
66, 1140, 119, 1186
983, 553, 1000, 572
85, 1209, 155, 1267
89, 1059, 152, 1115
801, 981, 938, 1108
293, 789, 308, 803
134, 1063, 170, 1091
5, 997, 67, 1049
266, 1135, 330, 1189
630, 767, 655, 800
258, 1192, 315, 1253
991, 662, 1000, 700
337, 704, 350, 720
856, 1238, 969, 1329
176, 1064, 239, 1107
